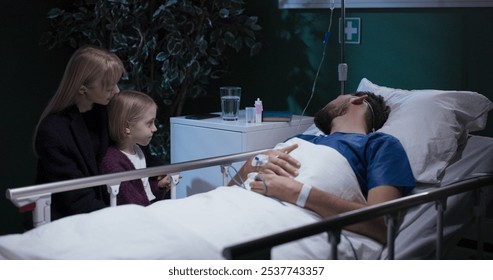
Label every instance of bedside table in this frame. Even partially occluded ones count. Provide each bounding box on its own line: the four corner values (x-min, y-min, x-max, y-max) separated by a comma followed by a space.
170, 112, 314, 198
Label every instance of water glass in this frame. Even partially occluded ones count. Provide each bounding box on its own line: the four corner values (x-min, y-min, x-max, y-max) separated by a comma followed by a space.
220, 86, 241, 121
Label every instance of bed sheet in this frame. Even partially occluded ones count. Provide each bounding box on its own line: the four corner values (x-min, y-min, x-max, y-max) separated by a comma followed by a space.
380, 135, 493, 259
0, 138, 383, 260
3, 129, 489, 260
0, 186, 382, 260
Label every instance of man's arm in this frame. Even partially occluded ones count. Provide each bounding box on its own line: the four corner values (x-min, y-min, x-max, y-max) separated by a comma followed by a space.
307, 184, 402, 244
249, 173, 402, 244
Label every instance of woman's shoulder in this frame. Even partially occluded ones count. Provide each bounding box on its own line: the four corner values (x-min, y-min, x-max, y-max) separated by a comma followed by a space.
38, 107, 79, 130
35, 107, 84, 149
36, 116, 72, 143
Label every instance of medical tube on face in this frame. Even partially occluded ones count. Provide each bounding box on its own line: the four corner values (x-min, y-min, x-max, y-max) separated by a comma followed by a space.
363, 99, 375, 132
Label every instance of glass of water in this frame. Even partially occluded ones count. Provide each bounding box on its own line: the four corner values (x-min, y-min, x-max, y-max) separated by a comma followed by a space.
220, 86, 241, 121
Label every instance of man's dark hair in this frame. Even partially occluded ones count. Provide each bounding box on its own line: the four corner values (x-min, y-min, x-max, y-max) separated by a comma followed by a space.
352, 91, 390, 131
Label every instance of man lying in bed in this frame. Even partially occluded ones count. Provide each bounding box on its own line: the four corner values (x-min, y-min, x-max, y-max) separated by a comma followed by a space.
231, 92, 416, 244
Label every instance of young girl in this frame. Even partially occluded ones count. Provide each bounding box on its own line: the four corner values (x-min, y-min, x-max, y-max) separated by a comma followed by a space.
34, 45, 125, 222
101, 90, 171, 206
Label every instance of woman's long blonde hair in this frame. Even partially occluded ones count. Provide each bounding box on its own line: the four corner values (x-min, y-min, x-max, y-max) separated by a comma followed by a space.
34, 45, 125, 145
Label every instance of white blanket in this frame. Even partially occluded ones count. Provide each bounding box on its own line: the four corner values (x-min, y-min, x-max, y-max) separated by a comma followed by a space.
0, 138, 381, 260
276, 137, 366, 205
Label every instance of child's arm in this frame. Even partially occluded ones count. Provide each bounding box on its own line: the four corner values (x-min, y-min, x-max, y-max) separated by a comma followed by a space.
101, 146, 152, 206
150, 176, 171, 201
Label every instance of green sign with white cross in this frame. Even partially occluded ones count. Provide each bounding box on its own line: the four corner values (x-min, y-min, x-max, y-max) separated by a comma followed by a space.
339, 17, 361, 44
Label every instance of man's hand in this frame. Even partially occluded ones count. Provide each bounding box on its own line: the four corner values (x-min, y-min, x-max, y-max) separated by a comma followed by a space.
248, 143, 300, 177
229, 143, 300, 187
249, 173, 303, 204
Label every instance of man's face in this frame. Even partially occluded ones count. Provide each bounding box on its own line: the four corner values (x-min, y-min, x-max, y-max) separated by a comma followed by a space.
314, 95, 351, 134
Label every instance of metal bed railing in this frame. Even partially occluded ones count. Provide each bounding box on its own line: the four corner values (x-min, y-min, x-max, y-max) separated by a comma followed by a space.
222, 174, 493, 260
5, 149, 492, 259
5, 149, 268, 228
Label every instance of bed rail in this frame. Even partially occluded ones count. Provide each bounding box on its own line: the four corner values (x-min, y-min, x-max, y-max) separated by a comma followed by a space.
222, 174, 493, 260
5, 149, 268, 227
6, 149, 492, 259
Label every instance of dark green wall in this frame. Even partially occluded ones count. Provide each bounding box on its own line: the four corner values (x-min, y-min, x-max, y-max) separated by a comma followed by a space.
219, 3, 493, 136
0, 1, 72, 234
1, 1, 492, 235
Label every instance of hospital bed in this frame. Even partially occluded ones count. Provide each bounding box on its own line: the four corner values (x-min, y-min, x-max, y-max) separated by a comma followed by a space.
0, 78, 492, 259
223, 134, 493, 259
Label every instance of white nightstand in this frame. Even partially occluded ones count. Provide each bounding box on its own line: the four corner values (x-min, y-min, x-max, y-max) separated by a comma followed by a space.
170, 112, 314, 198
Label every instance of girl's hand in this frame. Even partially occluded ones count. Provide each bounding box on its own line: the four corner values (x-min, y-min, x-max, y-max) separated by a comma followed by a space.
157, 175, 172, 191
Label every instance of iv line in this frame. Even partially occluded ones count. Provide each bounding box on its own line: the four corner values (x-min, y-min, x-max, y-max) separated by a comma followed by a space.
298, 1, 335, 129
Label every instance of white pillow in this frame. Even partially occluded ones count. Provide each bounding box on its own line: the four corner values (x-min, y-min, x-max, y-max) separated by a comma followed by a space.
357, 78, 493, 183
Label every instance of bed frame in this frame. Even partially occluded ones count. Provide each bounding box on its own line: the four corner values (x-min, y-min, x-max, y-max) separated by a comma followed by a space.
223, 174, 492, 260
5, 149, 493, 260
6, 149, 268, 228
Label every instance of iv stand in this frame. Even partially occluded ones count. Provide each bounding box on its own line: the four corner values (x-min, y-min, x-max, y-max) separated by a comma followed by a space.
338, 0, 347, 95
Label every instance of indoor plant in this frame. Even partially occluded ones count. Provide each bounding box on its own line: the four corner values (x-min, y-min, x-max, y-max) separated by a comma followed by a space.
40, 0, 262, 161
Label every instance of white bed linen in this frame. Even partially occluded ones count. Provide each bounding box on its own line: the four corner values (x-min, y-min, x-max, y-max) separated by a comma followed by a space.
0, 187, 381, 260
379, 135, 493, 259
274, 137, 366, 204
0, 138, 382, 260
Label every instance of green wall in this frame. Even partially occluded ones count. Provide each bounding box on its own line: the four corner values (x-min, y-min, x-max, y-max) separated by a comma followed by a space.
1, 1, 492, 235
0, 1, 72, 235
219, 3, 493, 136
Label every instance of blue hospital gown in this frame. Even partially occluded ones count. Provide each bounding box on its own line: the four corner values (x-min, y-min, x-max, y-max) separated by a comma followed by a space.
296, 132, 416, 198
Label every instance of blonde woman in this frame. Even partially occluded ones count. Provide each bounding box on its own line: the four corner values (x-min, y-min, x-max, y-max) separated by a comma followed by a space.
101, 90, 170, 206
33, 45, 126, 222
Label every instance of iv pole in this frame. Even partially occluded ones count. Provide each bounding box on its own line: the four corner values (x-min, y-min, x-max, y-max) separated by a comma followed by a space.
338, 0, 347, 95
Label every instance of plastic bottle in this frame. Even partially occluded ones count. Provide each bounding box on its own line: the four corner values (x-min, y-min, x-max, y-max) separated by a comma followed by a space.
254, 98, 263, 124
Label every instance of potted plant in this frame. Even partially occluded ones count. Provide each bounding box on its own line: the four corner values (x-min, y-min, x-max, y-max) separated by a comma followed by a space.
40, 0, 262, 161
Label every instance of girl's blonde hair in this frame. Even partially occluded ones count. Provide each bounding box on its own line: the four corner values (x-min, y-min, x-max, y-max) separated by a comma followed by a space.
107, 90, 157, 145
34, 45, 125, 139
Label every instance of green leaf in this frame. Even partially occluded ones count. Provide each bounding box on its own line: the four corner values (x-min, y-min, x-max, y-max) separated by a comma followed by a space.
164, 0, 178, 8
152, 4, 165, 19
250, 42, 262, 56
185, 21, 195, 35
244, 37, 254, 48
197, 36, 208, 54
219, 8, 230, 18
40, 0, 263, 139
46, 8, 63, 19
189, 60, 201, 78
250, 24, 262, 31
249, 16, 259, 24
215, 39, 226, 53
233, 37, 242, 52
156, 52, 167, 62
224, 31, 235, 45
